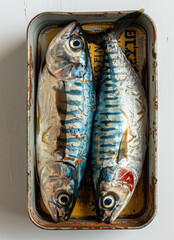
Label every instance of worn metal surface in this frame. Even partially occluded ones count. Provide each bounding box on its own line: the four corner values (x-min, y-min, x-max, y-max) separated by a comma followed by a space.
27, 11, 157, 230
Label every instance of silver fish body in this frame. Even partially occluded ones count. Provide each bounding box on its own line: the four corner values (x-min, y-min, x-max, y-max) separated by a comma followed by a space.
36, 22, 95, 222
91, 35, 147, 223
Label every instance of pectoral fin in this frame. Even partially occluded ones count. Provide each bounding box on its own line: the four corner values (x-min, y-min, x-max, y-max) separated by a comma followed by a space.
117, 128, 129, 164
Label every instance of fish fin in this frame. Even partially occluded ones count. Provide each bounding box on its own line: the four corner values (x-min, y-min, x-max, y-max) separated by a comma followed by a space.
117, 128, 129, 164
112, 10, 144, 39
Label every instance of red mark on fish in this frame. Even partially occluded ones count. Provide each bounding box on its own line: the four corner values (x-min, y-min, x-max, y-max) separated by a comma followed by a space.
118, 169, 134, 192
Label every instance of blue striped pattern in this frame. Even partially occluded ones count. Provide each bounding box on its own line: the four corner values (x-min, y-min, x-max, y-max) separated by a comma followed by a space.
92, 39, 128, 175
57, 46, 94, 169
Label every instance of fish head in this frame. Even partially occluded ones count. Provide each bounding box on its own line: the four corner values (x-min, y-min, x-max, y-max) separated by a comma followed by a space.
96, 167, 136, 223
46, 21, 88, 78
40, 163, 76, 222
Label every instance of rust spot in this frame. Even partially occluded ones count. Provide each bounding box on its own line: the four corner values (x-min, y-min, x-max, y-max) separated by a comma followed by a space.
152, 48, 157, 59
29, 45, 33, 109
116, 11, 122, 14
103, 12, 108, 14
153, 25, 157, 43
67, 12, 73, 15
152, 55, 157, 76
28, 207, 156, 229
153, 96, 158, 110
151, 174, 157, 186
153, 61, 157, 69
29, 199, 31, 209
155, 102, 158, 110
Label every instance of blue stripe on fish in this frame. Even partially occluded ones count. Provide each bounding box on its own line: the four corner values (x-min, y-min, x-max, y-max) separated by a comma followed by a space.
58, 138, 78, 143
100, 112, 121, 116
101, 120, 122, 124
99, 150, 116, 154
58, 109, 81, 115
66, 100, 81, 106
101, 135, 117, 139
73, 82, 83, 87
105, 83, 116, 88
104, 90, 115, 94
60, 128, 80, 133
100, 143, 120, 147
98, 158, 111, 161
104, 97, 119, 100
66, 90, 82, 95
65, 145, 78, 152
61, 119, 80, 124
69, 154, 77, 158
105, 104, 120, 108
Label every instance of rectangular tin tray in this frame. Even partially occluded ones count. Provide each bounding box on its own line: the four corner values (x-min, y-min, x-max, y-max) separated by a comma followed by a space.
27, 11, 158, 230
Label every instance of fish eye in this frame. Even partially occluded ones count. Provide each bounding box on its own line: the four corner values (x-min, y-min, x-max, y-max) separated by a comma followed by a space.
101, 194, 116, 210
69, 37, 83, 50
57, 193, 71, 206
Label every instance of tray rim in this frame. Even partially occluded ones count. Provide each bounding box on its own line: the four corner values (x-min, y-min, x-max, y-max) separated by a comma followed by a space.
27, 10, 158, 230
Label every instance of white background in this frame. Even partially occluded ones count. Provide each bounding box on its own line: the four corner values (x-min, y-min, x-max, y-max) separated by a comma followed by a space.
0, 0, 173, 239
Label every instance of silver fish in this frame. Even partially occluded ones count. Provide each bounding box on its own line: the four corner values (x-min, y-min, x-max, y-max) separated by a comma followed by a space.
36, 22, 95, 222
85, 11, 147, 223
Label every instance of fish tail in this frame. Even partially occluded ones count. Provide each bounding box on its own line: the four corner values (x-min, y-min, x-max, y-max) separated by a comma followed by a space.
82, 10, 143, 45
113, 10, 144, 39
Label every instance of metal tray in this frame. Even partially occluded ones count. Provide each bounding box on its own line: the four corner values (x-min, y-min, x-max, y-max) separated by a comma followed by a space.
27, 11, 158, 230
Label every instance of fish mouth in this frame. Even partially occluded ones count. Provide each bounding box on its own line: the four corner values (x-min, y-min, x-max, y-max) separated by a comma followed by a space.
98, 209, 113, 224
48, 201, 72, 222
98, 203, 122, 224
59, 209, 71, 222
58, 21, 77, 40
48, 201, 59, 222
60, 21, 82, 41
